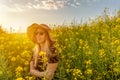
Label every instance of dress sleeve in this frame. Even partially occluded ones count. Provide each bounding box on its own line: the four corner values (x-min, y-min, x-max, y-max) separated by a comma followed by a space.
48, 47, 60, 63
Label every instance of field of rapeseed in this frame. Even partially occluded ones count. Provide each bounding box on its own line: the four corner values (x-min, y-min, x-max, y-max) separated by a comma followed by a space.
0, 11, 120, 80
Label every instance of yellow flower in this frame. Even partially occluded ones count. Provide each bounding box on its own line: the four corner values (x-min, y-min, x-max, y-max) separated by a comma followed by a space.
86, 69, 92, 74
15, 66, 23, 72
42, 77, 46, 80
114, 39, 119, 44
76, 32, 79, 35
39, 51, 46, 56
66, 69, 70, 73
65, 38, 68, 42
11, 57, 16, 62
74, 77, 77, 80
117, 51, 120, 55
16, 77, 24, 80
23, 67, 27, 71
99, 49, 105, 57
0, 71, 3, 75
85, 60, 92, 65
117, 46, 120, 51
111, 41, 114, 46
64, 46, 66, 49
116, 18, 120, 22
99, 40, 104, 44
25, 76, 33, 80
80, 27, 83, 31
25, 61, 29, 66
28, 77, 33, 80
41, 56, 48, 63
68, 44, 71, 48
113, 61, 119, 66
17, 46, 20, 49
85, 51, 92, 55
113, 68, 119, 73
111, 39, 120, 46
79, 39, 83, 45
83, 41, 89, 49
72, 69, 82, 76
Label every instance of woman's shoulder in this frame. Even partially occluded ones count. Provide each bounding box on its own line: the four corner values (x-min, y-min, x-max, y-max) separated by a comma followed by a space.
49, 45, 59, 54
32, 45, 39, 53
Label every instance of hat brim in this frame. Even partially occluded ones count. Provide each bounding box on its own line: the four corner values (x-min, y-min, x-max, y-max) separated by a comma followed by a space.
27, 23, 38, 43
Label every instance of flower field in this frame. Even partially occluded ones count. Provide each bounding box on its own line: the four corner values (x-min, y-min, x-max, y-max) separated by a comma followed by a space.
0, 12, 120, 80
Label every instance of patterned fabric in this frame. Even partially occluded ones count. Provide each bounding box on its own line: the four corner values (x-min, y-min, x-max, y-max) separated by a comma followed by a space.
48, 46, 59, 63
35, 77, 42, 80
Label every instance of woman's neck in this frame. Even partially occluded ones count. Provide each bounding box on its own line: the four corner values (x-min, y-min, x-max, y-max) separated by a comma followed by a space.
39, 43, 45, 51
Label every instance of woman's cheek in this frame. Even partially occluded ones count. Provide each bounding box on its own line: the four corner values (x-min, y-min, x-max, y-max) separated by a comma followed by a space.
39, 36, 45, 43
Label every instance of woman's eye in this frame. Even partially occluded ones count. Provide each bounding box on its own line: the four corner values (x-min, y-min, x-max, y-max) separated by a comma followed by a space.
35, 32, 44, 35
40, 32, 44, 35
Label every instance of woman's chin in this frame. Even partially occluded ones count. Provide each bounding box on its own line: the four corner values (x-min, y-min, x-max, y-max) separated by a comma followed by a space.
36, 41, 41, 44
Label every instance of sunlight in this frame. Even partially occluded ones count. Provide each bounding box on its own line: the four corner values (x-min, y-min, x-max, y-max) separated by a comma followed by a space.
0, 13, 29, 33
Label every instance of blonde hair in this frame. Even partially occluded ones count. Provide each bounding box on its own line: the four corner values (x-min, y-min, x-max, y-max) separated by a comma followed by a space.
27, 23, 55, 67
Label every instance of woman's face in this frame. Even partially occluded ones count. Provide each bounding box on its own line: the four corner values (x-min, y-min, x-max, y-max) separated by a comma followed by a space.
35, 28, 46, 44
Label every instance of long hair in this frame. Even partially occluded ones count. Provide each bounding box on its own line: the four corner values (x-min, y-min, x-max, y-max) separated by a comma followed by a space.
33, 24, 55, 67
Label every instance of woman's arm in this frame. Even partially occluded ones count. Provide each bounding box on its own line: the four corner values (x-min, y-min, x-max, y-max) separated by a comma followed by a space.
45, 62, 58, 80
30, 61, 45, 77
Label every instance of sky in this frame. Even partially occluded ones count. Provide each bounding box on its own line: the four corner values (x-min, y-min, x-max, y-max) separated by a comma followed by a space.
0, 0, 120, 32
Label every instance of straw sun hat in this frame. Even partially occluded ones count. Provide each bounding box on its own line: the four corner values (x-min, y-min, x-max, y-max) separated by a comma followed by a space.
27, 23, 51, 43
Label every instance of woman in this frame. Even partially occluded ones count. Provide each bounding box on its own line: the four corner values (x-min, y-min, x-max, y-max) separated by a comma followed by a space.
27, 23, 59, 80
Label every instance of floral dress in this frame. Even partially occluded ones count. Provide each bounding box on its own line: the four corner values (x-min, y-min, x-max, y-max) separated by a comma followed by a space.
30, 46, 59, 80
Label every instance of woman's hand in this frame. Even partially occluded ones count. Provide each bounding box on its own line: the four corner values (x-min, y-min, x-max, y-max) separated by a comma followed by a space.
30, 61, 44, 77
30, 61, 58, 79
45, 70, 54, 80
30, 58, 58, 79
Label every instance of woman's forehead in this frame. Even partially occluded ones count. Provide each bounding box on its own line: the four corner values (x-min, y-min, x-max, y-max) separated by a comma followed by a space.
36, 28, 45, 32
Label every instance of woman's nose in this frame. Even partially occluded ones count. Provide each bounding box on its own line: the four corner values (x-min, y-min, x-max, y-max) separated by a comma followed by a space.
37, 34, 41, 37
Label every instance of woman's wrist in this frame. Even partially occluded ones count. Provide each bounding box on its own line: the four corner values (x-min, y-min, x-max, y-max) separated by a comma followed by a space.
44, 70, 53, 79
